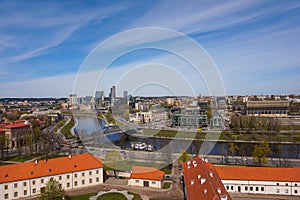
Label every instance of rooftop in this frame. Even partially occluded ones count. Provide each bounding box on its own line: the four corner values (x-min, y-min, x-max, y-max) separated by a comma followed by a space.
183, 157, 232, 200
215, 165, 300, 182
0, 153, 103, 184
130, 166, 164, 181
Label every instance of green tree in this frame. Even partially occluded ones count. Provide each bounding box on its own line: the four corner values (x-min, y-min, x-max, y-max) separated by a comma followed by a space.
0, 134, 6, 159
105, 111, 115, 124
178, 150, 191, 163
228, 142, 239, 164
40, 178, 66, 200
252, 141, 271, 166
104, 150, 122, 177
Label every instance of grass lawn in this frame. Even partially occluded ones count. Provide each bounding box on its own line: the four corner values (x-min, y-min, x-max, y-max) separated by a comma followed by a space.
104, 161, 172, 173
127, 192, 142, 200
97, 192, 127, 200
61, 117, 75, 139
162, 182, 171, 189
67, 192, 97, 200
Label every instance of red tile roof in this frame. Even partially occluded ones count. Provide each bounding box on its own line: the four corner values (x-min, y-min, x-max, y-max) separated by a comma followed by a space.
130, 166, 164, 181
0, 153, 103, 184
183, 157, 232, 200
215, 165, 300, 182
2, 123, 30, 129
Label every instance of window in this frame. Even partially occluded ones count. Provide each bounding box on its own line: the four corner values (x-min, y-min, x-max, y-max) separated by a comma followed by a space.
135, 180, 140, 183
245, 186, 248, 191
67, 183, 70, 188
32, 180, 36, 185
41, 179, 44, 184
276, 189, 280, 193
286, 183, 288, 186
226, 186, 229, 190
231, 186, 234, 190
74, 173, 77, 178
277, 183, 279, 186
285, 189, 289, 193
152, 181, 156, 184
24, 190, 27, 196
33, 189, 36, 194
261, 187, 264, 191
59, 176, 62, 180
59, 184, 62, 188
295, 190, 298, 194
89, 171, 92, 175
295, 184, 297, 186
96, 170, 99, 174
89, 179, 92, 184
74, 181, 77, 186
82, 180, 85, 185
23, 182, 27, 187
14, 183, 17, 188
96, 177, 99, 182
256, 187, 259, 191
82, 172, 85, 177
250, 186, 253, 191
14, 192, 18, 197
4, 194, 8, 199
67, 175, 70, 179
4, 185, 8, 190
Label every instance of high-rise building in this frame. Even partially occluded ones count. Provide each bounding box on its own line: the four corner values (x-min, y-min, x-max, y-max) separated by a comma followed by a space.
69, 94, 78, 108
123, 91, 128, 99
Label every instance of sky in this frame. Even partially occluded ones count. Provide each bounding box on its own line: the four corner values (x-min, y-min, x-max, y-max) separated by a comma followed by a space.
0, 0, 300, 97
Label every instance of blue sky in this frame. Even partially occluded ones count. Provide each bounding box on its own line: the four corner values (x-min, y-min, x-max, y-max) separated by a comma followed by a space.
0, 0, 300, 97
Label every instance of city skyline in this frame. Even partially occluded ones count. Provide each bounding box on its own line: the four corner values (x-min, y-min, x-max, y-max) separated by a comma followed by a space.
1, 0, 300, 97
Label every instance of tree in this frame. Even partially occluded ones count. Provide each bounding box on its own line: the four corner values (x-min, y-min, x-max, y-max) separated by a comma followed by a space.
40, 178, 65, 200
104, 150, 122, 177
0, 134, 6, 159
252, 141, 271, 166
228, 142, 239, 164
178, 150, 191, 163
105, 111, 115, 124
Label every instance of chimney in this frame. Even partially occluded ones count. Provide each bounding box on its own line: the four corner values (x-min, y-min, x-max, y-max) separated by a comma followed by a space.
35, 160, 38, 165
69, 154, 72, 159
201, 178, 206, 185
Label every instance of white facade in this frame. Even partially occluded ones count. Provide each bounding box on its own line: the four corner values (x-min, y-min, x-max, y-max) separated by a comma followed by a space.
128, 178, 163, 189
0, 168, 103, 200
222, 179, 300, 196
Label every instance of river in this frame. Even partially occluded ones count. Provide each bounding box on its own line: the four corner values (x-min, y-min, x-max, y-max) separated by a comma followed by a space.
74, 116, 300, 159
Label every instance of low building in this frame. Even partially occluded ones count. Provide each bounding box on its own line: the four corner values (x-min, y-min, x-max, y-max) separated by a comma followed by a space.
2, 122, 31, 149
0, 153, 104, 200
183, 157, 231, 200
215, 165, 300, 196
245, 100, 289, 116
171, 107, 208, 128
128, 166, 164, 188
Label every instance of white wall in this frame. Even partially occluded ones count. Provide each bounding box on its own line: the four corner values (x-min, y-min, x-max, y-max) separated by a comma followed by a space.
222, 179, 300, 196
0, 168, 103, 199
128, 178, 162, 188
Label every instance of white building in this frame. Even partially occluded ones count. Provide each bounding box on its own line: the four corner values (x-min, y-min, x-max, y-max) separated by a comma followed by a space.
128, 166, 164, 188
0, 153, 104, 199
215, 165, 300, 196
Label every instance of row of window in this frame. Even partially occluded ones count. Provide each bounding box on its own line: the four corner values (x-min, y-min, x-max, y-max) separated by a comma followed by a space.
3, 170, 101, 190
225, 185, 299, 195
135, 180, 156, 184
3, 177, 101, 199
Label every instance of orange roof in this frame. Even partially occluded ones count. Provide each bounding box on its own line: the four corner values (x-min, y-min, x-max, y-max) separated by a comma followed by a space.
215, 165, 300, 182
183, 157, 232, 200
0, 153, 103, 184
3, 123, 30, 129
130, 166, 164, 181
